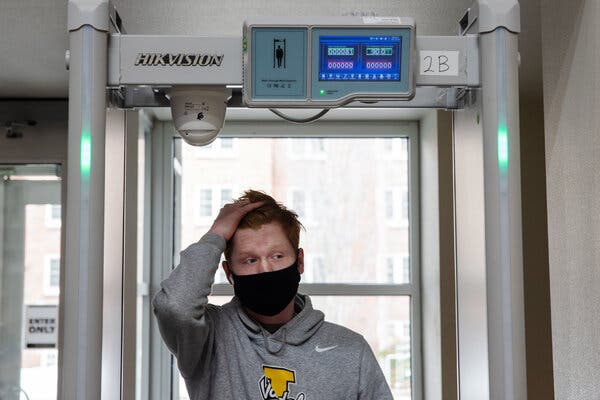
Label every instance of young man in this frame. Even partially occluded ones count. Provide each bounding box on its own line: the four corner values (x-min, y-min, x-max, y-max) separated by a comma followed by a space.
153, 190, 393, 400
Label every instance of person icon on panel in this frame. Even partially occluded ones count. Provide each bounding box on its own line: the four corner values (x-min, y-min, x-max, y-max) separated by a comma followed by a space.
276, 45, 284, 68
153, 190, 393, 399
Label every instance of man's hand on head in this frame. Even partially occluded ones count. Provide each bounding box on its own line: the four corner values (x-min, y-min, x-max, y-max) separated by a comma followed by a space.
207, 199, 265, 241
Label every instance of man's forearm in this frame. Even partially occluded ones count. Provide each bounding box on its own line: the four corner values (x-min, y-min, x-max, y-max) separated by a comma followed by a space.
154, 232, 225, 311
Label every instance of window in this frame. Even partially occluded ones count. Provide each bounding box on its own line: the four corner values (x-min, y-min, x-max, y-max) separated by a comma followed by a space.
291, 190, 306, 217
220, 188, 233, 208
220, 138, 233, 149
199, 189, 212, 217
402, 320, 411, 338
167, 121, 419, 400
403, 191, 409, 221
386, 354, 411, 389
213, 259, 228, 284
402, 256, 410, 283
385, 190, 394, 220
379, 319, 411, 395
386, 257, 395, 282
312, 256, 326, 283
383, 138, 409, 161
194, 186, 235, 225
11, 184, 62, 400
193, 137, 237, 158
381, 254, 410, 284
304, 255, 326, 283
288, 188, 307, 219
383, 186, 409, 227
44, 204, 61, 228
40, 350, 58, 367
288, 188, 318, 225
43, 255, 60, 296
287, 138, 327, 160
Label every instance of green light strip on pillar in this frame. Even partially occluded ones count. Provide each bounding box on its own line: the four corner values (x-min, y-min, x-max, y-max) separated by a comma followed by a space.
81, 131, 92, 178
496, 27, 510, 172
498, 123, 509, 170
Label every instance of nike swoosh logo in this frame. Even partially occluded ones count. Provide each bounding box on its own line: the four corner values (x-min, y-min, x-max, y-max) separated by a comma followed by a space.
315, 345, 338, 353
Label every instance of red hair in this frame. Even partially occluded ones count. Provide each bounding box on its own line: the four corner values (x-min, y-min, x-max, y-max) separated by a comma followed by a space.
224, 190, 303, 261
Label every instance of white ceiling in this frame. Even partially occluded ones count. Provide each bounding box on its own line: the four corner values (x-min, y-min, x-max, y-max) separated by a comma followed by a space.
0, 0, 473, 98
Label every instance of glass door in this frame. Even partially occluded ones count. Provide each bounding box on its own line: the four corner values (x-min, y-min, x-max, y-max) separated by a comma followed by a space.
0, 164, 62, 400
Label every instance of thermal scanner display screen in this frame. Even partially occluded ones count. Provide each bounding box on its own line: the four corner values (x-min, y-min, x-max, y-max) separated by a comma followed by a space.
319, 36, 402, 81
244, 19, 415, 106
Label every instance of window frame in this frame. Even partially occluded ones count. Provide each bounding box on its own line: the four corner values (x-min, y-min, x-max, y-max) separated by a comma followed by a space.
148, 118, 422, 400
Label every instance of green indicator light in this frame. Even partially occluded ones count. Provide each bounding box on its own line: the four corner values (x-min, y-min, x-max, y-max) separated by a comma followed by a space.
320, 90, 325, 95
81, 131, 92, 178
498, 124, 509, 170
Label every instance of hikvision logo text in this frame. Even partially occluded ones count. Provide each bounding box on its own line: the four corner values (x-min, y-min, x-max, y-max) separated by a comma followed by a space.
134, 53, 224, 67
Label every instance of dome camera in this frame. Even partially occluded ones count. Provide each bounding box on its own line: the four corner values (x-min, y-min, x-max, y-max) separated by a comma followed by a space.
169, 85, 231, 146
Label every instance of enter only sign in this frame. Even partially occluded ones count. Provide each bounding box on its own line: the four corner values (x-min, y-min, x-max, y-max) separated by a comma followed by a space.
24, 304, 58, 349
419, 51, 459, 76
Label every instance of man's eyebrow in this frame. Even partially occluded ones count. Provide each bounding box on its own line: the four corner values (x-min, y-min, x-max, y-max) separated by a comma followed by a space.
235, 251, 256, 259
235, 245, 289, 258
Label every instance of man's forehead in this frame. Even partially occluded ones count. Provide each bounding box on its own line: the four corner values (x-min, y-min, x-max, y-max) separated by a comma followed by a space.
231, 222, 292, 253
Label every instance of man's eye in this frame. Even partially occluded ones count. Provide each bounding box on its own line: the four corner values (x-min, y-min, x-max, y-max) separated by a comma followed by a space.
273, 254, 284, 259
244, 258, 257, 264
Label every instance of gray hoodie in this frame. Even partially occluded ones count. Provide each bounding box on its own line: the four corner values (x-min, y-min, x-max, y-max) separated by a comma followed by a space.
153, 233, 394, 400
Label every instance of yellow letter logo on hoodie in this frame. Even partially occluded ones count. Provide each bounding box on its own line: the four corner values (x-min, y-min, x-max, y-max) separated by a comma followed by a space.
259, 365, 306, 400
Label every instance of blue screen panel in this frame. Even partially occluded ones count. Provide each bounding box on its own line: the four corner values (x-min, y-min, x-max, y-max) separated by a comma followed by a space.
311, 27, 413, 102
319, 36, 402, 81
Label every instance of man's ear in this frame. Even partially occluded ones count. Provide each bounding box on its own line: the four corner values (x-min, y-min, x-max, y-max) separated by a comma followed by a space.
297, 248, 304, 275
222, 260, 233, 285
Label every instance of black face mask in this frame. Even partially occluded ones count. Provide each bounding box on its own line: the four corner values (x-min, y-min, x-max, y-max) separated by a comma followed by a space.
231, 259, 301, 317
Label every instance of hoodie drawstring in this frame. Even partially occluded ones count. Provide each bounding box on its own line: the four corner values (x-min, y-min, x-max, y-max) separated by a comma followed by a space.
264, 327, 287, 355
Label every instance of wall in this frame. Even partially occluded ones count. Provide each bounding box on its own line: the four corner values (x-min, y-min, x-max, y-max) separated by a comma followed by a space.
541, 1, 600, 399
0, 0, 68, 97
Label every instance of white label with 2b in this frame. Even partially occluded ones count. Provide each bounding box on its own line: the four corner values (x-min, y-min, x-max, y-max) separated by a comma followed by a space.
419, 51, 459, 76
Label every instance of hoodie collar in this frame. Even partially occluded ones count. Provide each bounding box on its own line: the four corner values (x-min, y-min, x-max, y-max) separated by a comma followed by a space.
232, 293, 325, 353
